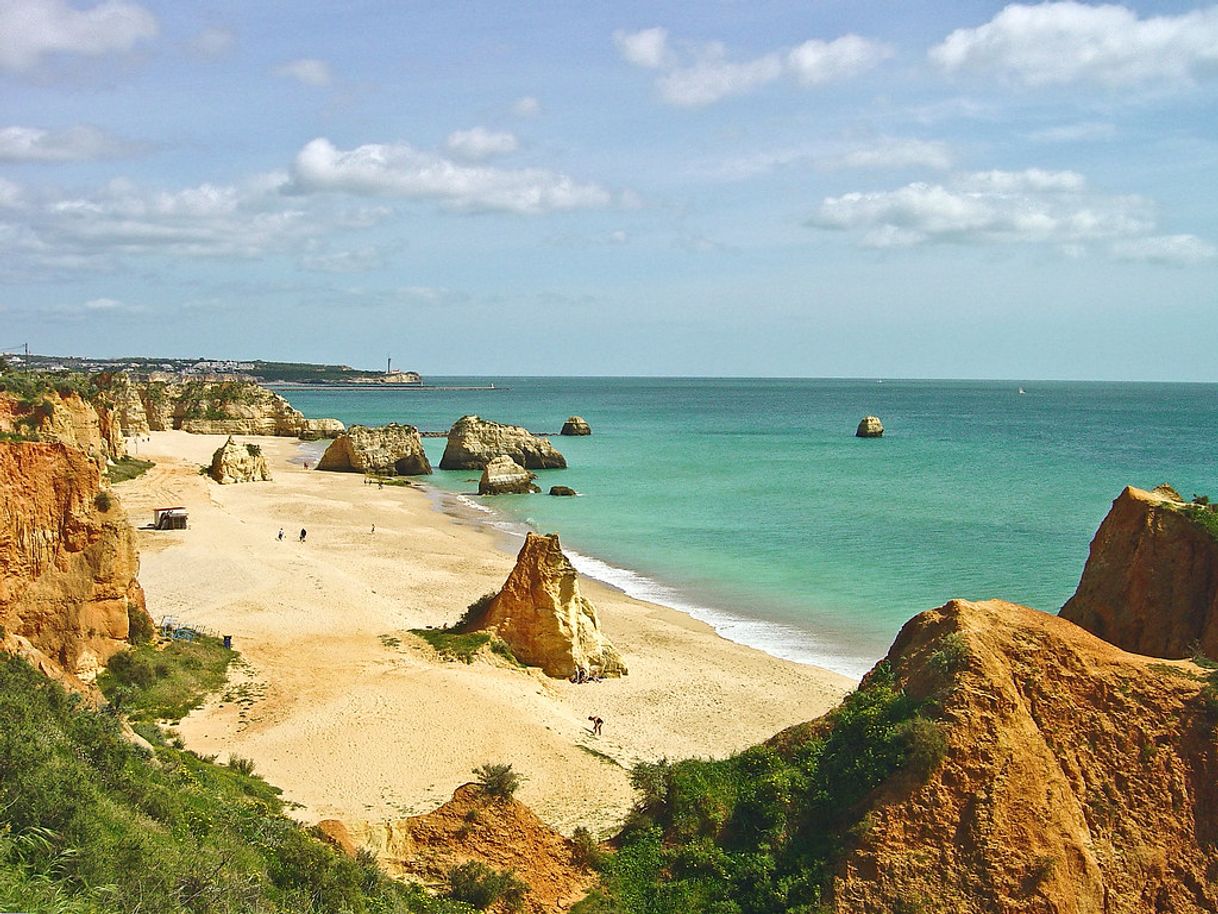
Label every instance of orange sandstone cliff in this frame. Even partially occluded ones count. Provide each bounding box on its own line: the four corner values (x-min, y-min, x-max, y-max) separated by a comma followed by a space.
0, 389, 126, 468
0, 442, 150, 685
823, 598, 1218, 914
1061, 486, 1218, 659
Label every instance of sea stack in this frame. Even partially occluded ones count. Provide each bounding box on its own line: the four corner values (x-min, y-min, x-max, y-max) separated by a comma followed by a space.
208, 436, 272, 485
478, 455, 539, 495
464, 532, 626, 678
856, 416, 884, 438
440, 415, 566, 470
317, 424, 432, 476
560, 416, 591, 436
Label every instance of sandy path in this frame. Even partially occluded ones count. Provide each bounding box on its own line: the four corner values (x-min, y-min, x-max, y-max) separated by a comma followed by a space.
118, 432, 853, 835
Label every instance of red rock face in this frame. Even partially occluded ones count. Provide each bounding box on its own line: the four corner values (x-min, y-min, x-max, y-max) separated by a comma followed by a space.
1060, 486, 1218, 659
0, 442, 149, 685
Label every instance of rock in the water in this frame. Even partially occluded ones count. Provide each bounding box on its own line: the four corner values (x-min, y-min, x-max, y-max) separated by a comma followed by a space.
208, 436, 272, 485
478, 455, 539, 495
549, 486, 578, 497
560, 416, 591, 436
1060, 485, 1218, 658
465, 532, 626, 678
856, 415, 884, 438
439, 415, 566, 470
317, 424, 432, 476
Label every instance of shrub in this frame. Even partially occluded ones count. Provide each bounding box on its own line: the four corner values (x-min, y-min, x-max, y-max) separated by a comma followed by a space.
902, 716, 948, 779
127, 605, 155, 645
228, 754, 256, 776
455, 591, 498, 632
571, 826, 605, 870
446, 860, 529, 911
629, 759, 672, 813
928, 632, 970, 676
94, 491, 113, 513
473, 762, 521, 800
106, 650, 154, 689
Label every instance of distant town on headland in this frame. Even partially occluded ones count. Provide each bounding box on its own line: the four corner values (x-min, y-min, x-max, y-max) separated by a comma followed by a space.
1, 349, 422, 387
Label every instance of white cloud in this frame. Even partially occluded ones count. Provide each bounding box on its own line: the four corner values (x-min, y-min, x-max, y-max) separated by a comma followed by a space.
823, 137, 953, 171
615, 27, 890, 106
0, 125, 139, 162
811, 168, 1158, 251
512, 96, 541, 117
299, 245, 384, 273
190, 27, 234, 57
613, 26, 671, 68
274, 57, 332, 87
290, 137, 613, 214
1111, 234, 1218, 265
0, 0, 157, 71
83, 296, 122, 310
1027, 121, 1116, 143
445, 127, 519, 160
930, 2, 1218, 88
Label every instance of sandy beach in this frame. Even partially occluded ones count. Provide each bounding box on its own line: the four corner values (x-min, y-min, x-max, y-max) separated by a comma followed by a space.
118, 432, 854, 835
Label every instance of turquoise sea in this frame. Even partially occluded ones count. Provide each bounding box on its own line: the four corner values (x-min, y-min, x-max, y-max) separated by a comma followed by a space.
282, 379, 1217, 678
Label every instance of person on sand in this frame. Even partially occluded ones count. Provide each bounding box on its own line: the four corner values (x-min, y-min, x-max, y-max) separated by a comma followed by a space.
277, 528, 284, 541
588, 715, 604, 736
299, 528, 307, 543
370, 524, 376, 534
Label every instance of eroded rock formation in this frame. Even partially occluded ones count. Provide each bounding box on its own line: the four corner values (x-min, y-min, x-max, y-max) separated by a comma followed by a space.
1060, 485, 1218, 659
855, 415, 884, 438
0, 390, 125, 468
823, 598, 1218, 913
465, 532, 624, 678
440, 415, 566, 470
208, 437, 272, 485
560, 416, 591, 436
317, 424, 432, 476
479, 455, 539, 495
0, 442, 150, 685
99, 376, 344, 439
348, 783, 594, 914
549, 486, 578, 497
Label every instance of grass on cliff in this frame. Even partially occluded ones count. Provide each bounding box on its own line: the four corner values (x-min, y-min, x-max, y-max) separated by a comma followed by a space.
410, 629, 519, 666
1179, 502, 1218, 542
106, 456, 155, 484
574, 662, 947, 914
0, 650, 470, 914
97, 635, 235, 722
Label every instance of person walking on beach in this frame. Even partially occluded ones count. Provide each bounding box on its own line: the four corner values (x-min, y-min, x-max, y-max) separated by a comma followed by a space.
277, 528, 284, 541
370, 524, 376, 534
588, 715, 604, 736
299, 528, 307, 542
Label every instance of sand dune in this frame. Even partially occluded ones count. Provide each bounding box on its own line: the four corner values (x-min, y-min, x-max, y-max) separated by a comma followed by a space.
121, 431, 853, 835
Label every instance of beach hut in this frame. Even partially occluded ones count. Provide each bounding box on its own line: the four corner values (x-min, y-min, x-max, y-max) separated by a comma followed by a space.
152, 506, 188, 530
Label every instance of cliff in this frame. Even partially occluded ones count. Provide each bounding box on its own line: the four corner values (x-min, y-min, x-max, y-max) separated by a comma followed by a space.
99, 375, 344, 439
0, 388, 126, 468
349, 784, 594, 914
1061, 486, 1218, 659
0, 442, 150, 685
465, 533, 625, 678
317, 424, 432, 475
440, 416, 566, 470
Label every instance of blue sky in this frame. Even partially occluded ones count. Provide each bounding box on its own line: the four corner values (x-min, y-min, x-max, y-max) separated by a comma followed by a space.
1, 0, 1216, 379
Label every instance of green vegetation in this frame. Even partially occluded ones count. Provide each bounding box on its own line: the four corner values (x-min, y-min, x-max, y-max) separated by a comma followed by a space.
472, 763, 522, 800
0, 652, 469, 914
94, 491, 113, 513
106, 456, 156, 484
0, 367, 98, 404
1180, 502, 1218, 542
410, 628, 519, 667
578, 663, 947, 914
928, 632, 970, 676
445, 860, 528, 911
571, 827, 606, 871
455, 592, 498, 632
97, 635, 236, 722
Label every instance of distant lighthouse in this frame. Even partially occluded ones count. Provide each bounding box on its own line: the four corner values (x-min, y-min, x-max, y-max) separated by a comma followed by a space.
386, 355, 391, 374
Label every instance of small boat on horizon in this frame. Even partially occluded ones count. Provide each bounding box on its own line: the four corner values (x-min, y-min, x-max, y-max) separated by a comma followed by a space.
1018, 387, 1026, 395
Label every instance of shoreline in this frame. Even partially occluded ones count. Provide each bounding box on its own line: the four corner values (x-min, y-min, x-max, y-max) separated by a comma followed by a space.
120, 432, 854, 836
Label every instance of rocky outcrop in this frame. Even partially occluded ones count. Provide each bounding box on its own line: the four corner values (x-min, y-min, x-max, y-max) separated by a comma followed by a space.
439, 416, 566, 470
560, 416, 591, 436
1060, 485, 1218, 659
0, 390, 126, 468
479, 455, 539, 495
349, 784, 595, 914
99, 375, 344, 439
549, 486, 578, 497
855, 415, 884, 438
821, 598, 1218, 913
314, 819, 358, 859
317, 424, 432, 476
0, 442, 150, 686
465, 533, 624, 678
208, 437, 272, 485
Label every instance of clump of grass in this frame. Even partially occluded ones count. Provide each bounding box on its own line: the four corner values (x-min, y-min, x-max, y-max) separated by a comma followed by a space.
571, 826, 606, 871
410, 629, 491, 664
453, 591, 498, 632
446, 860, 529, 911
473, 762, 522, 800
98, 635, 235, 722
106, 456, 155, 484
928, 631, 971, 676
227, 754, 256, 776
93, 491, 113, 512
